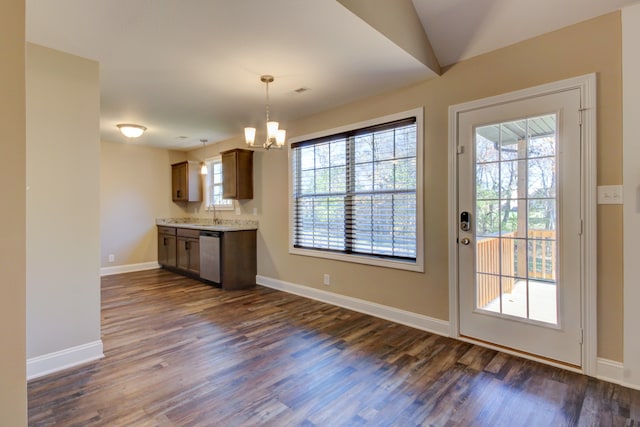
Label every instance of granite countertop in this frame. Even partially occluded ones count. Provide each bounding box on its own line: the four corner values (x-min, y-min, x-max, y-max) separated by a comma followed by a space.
156, 217, 258, 232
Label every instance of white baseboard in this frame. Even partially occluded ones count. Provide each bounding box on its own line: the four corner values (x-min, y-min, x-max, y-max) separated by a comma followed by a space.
597, 358, 624, 385
100, 261, 160, 276
27, 340, 104, 381
596, 357, 634, 386
256, 275, 450, 337
594, 358, 640, 391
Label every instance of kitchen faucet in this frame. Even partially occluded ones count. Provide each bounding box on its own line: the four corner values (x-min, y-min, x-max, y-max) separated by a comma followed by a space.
210, 203, 220, 225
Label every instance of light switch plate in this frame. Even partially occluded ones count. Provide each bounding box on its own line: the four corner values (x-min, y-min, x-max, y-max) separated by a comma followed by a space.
597, 185, 623, 204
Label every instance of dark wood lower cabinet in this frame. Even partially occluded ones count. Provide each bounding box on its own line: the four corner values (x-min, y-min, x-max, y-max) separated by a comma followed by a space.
157, 226, 177, 268
176, 228, 200, 275
157, 226, 256, 289
218, 229, 256, 290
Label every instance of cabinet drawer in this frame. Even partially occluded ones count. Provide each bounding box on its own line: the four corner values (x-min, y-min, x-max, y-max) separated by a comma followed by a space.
177, 228, 201, 239
157, 226, 176, 235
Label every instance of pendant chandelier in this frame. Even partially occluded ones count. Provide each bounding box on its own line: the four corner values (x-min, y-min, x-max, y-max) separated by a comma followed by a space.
244, 75, 285, 150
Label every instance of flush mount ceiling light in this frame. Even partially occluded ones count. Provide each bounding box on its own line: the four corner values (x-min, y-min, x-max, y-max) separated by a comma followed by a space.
244, 75, 285, 150
117, 124, 147, 138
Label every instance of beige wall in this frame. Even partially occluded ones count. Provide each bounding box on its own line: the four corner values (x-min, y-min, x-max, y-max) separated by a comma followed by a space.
191, 13, 623, 360
0, 0, 27, 424
99, 138, 265, 269
100, 141, 186, 267
26, 44, 101, 358
108, 13, 624, 362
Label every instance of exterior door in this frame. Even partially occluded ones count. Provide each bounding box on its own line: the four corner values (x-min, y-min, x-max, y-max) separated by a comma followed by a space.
457, 88, 583, 366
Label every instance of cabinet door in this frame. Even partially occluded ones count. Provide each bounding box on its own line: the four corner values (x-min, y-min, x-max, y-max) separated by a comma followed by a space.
222, 151, 238, 199
158, 234, 177, 267
188, 239, 200, 274
177, 237, 190, 270
172, 163, 187, 201
222, 149, 253, 199
177, 237, 200, 274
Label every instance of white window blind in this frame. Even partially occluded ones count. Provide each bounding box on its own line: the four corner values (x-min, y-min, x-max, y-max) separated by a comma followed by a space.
291, 117, 417, 262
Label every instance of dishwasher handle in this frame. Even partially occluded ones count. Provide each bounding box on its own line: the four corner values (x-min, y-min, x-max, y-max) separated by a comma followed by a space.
200, 231, 222, 238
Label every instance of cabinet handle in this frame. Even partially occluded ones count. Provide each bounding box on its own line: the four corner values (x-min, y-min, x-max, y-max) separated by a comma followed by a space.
177, 190, 182, 198
185, 241, 190, 250
163, 237, 167, 246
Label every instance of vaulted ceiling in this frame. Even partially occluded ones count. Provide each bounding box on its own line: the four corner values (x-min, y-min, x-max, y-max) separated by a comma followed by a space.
26, 0, 638, 149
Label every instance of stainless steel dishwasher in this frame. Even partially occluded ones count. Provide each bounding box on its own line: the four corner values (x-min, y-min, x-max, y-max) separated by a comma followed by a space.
199, 231, 221, 283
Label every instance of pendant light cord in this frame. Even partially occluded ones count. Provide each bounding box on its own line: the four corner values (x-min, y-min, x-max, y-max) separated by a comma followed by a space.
265, 80, 270, 123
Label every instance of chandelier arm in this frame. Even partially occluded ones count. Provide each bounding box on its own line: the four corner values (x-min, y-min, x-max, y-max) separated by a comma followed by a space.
245, 140, 283, 151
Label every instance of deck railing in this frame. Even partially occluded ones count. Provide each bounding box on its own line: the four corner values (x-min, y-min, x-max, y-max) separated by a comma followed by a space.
476, 230, 556, 308
527, 230, 556, 280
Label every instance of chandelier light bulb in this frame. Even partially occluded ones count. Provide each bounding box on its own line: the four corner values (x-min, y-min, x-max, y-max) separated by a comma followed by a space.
244, 127, 256, 145
276, 129, 286, 146
266, 121, 279, 139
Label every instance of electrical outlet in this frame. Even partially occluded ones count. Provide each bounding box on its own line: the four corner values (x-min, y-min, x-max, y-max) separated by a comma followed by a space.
108, 254, 115, 263
253, 208, 258, 216
235, 207, 241, 215
597, 185, 623, 205
323, 274, 330, 286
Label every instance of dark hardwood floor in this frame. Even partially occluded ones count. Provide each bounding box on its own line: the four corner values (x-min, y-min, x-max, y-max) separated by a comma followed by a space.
28, 269, 640, 426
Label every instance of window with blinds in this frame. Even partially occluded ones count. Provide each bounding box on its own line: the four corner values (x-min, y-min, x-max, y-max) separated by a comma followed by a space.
291, 116, 418, 264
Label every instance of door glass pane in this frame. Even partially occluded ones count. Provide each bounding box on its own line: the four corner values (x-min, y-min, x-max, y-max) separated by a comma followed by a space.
476, 201, 500, 237
475, 124, 500, 162
476, 273, 501, 314
500, 119, 526, 161
499, 160, 521, 198
499, 202, 519, 235
476, 163, 500, 199
499, 276, 527, 318
474, 114, 558, 325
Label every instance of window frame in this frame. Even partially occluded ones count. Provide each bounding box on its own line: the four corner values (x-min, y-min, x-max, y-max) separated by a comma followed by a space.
204, 155, 234, 211
288, 108, 424, 272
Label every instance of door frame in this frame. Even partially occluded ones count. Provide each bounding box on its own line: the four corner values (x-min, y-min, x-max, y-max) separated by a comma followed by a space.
447, 74, 597, 375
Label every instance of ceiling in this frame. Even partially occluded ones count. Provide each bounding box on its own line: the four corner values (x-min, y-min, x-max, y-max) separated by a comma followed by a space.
26, 0, 638, 150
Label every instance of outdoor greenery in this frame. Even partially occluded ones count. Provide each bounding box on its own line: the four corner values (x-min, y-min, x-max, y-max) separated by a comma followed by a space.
475, 116, 557, 237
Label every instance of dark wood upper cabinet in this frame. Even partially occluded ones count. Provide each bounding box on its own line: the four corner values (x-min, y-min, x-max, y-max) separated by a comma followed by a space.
171, 161, 202, 202
221, 148, 253, 199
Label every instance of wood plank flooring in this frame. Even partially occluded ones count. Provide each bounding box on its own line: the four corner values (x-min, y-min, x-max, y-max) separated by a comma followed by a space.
28, 269, 640, 426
